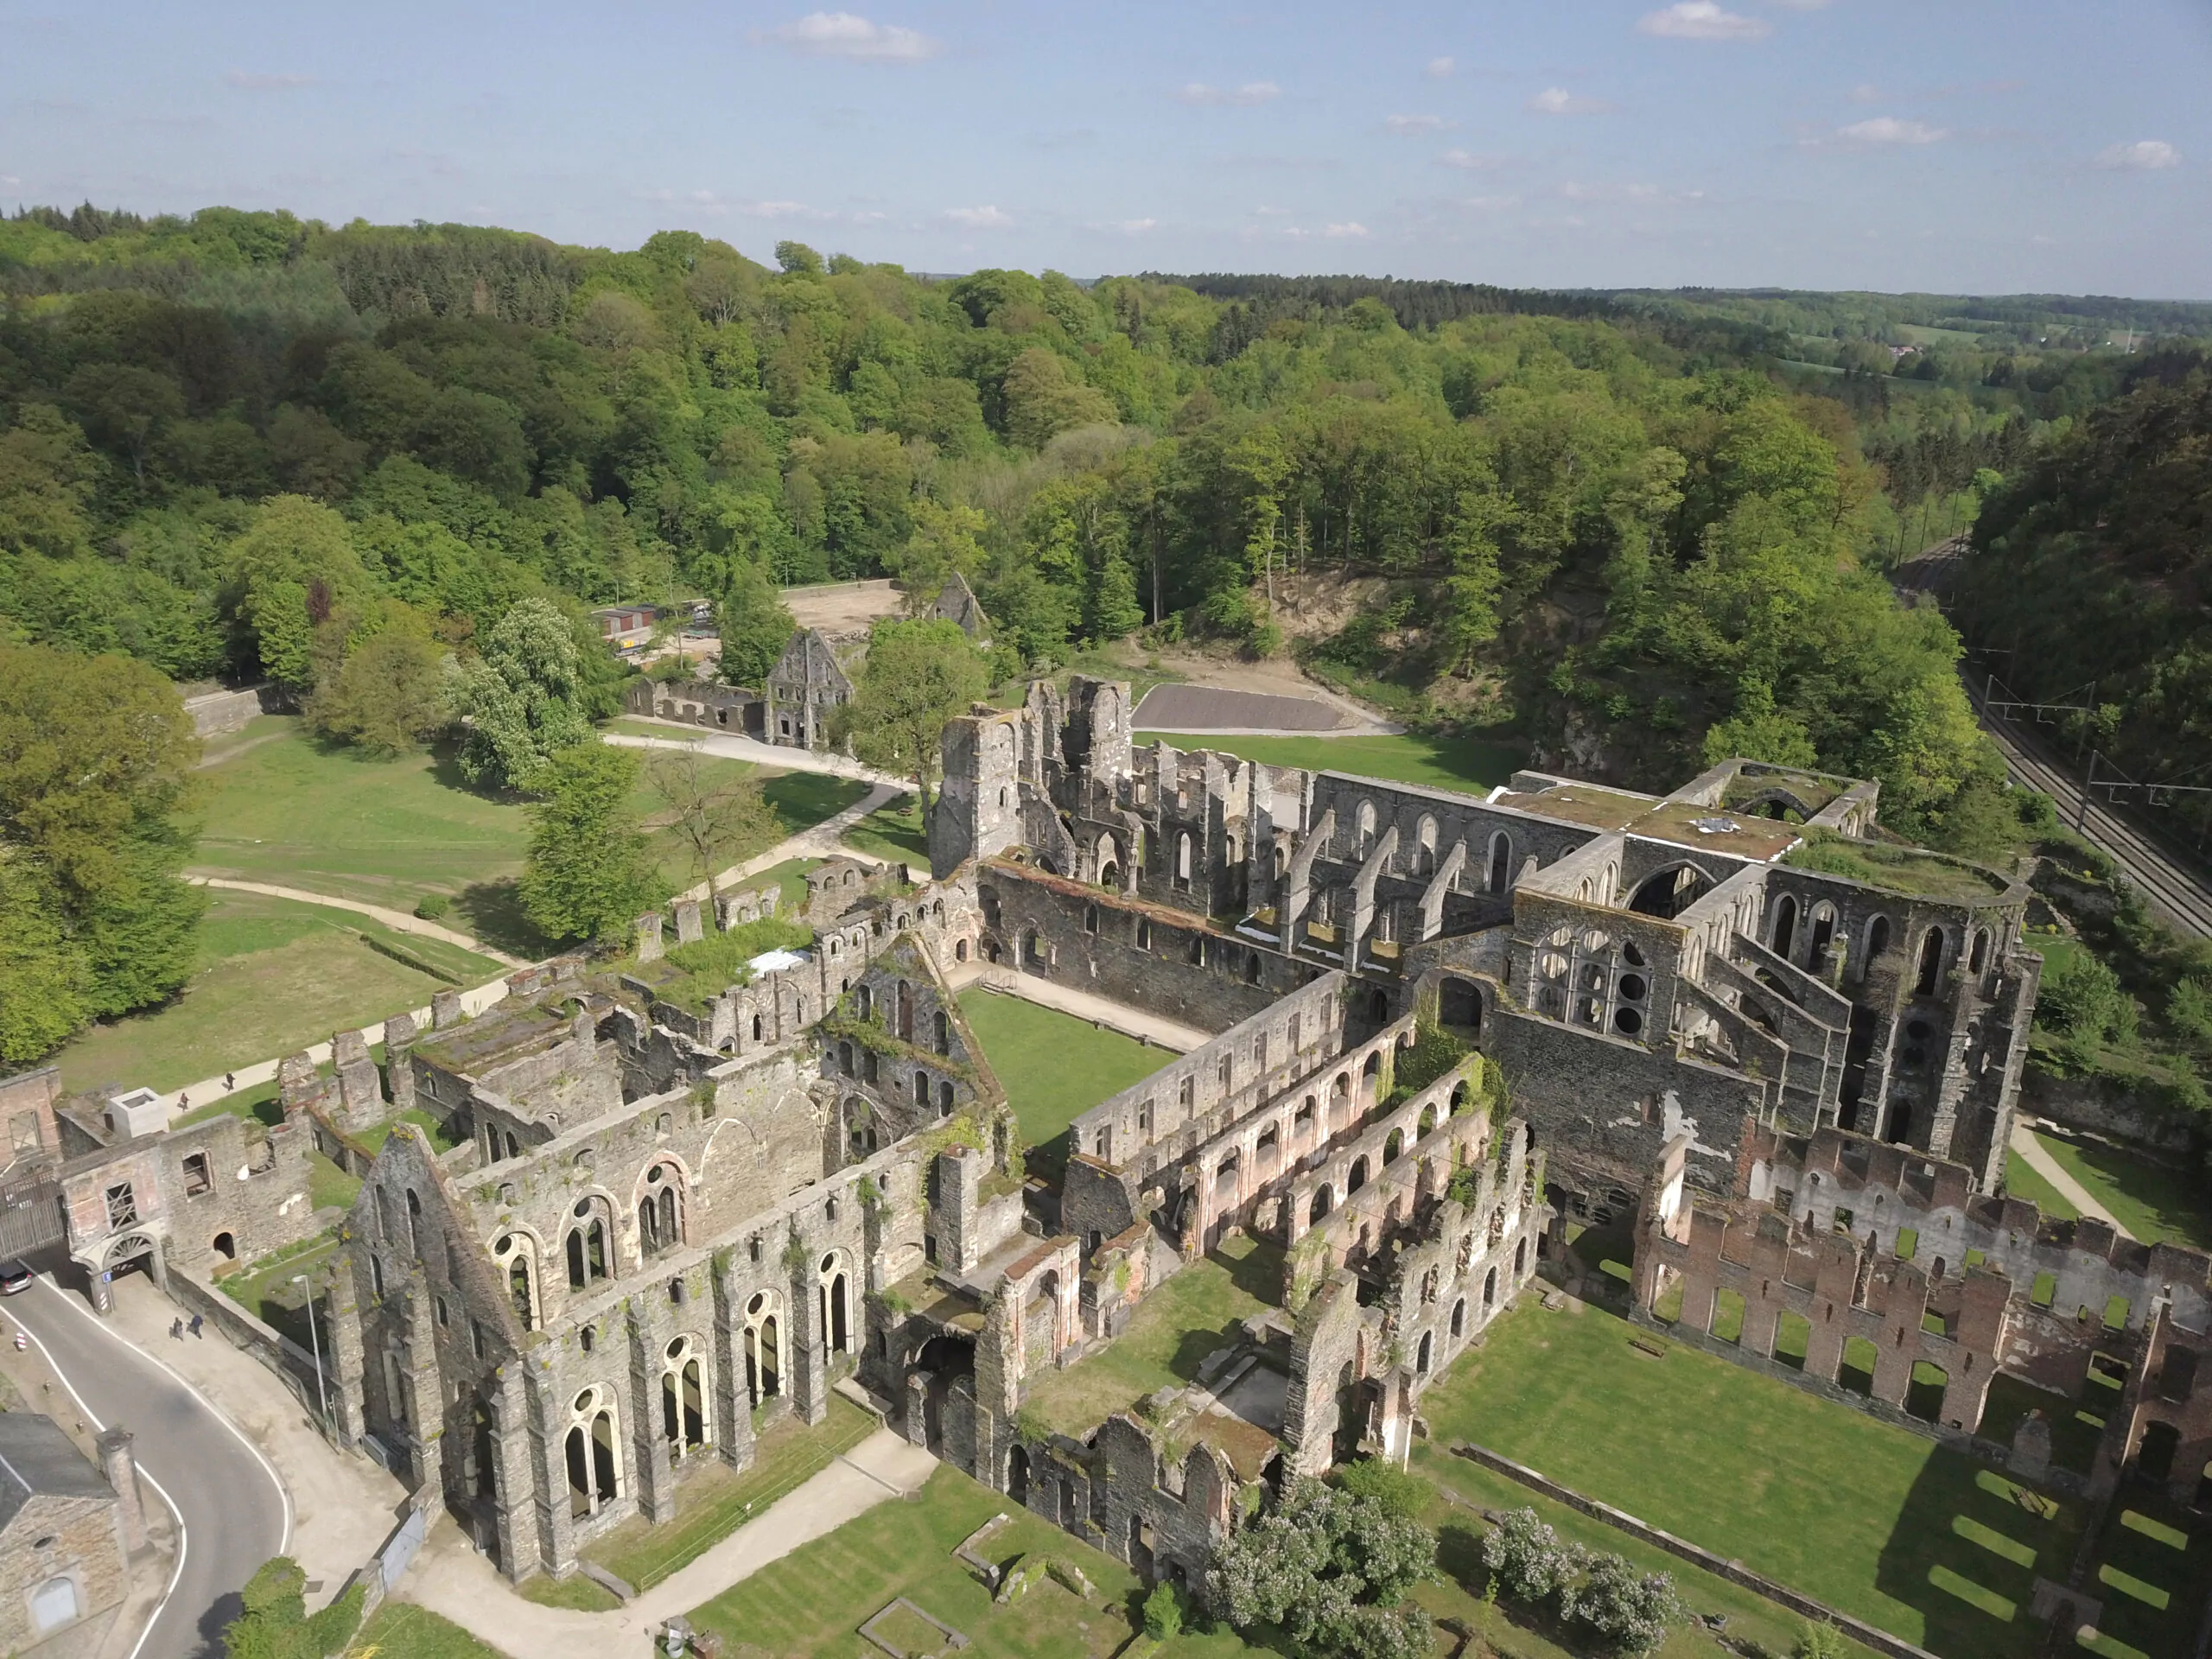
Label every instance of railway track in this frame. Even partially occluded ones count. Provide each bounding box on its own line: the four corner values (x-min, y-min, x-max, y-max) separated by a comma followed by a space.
1893, 548, 2212, 938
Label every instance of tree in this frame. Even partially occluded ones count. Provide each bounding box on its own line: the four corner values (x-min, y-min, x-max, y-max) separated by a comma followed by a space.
222, 1555, 363, 1659
832, 619, 988, 826
1794, 1621, 1853, 1659
645, 746, 775, 889
225, 495, 367, 690
889, 500, 986, 617
0, 639, 205, 1054
1209, 1476, 1437, 1659
1481, 1508, 1588, 1602
518, 743, 666, 944
1001, 348, 1116, 450
308, 626, 449, 755
1563, 1554, 1681, 1656
445, 597, 594, 791
711, 554, 796, 689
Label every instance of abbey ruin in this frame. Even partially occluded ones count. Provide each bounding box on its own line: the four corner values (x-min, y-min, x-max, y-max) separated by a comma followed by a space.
52, 670, 2195, 1599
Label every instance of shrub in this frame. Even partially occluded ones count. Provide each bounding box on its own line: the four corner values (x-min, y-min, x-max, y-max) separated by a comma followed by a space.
1142, 1581, 1184, 1639
413, 893, 451, 920
1565, 1553, 1680, 1655
1795, 1620, 1853, 1659
1481, 1507, 1587, 1602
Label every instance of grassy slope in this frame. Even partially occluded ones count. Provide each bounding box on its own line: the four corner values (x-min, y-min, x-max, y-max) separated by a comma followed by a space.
54, 889, 500, 1093
2027, 1128, 2212, 1250
1420, 1298, 2083, 1659
353, 1603, 505, 1658
192, 719, 862, 953
955, 990, 1168, 1184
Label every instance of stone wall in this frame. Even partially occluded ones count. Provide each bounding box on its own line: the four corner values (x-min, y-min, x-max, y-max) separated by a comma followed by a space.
0, 1492, 129, 1659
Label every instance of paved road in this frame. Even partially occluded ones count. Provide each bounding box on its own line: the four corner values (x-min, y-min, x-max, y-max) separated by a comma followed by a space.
12, 1277, 289, 1659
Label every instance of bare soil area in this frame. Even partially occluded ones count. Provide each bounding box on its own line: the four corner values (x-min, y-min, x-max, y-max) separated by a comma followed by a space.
784, 579, 904, 634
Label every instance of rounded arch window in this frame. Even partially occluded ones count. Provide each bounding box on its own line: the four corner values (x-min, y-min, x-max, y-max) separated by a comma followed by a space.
665, 1335, 689, 1362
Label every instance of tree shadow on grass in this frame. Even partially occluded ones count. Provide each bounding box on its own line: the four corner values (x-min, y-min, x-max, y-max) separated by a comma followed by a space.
1873, 1446, 2082, 1659
763, 772, 871, 838
1220, 1238, 1287, 1305
453, 878, 557, 961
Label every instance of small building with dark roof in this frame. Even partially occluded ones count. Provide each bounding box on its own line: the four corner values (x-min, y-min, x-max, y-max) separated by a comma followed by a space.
0, 1414, 132, 1657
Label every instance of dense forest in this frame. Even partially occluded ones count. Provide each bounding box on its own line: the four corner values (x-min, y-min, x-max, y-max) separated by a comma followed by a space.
3, 202, 2208, 1052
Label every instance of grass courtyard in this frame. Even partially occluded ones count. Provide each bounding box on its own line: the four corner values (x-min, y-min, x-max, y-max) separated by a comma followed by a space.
582, 1394, 878, 1592
954, 990, 1168, 1185
348, 1601, 504, 1658
53, 889, 503, 1094
684, 1463, 1255, 1659
1021, 1233, 1281, 1437
1418, 1297, 2088, 1659
842, 791, 931, 867
1131, 728, 1525, 793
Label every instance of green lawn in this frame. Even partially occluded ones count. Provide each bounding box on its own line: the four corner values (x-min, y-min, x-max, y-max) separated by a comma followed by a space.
192, 720, 861, 956
841, 791, 931, 868
1021, 1234, 1281, 1437
1412, 1448, 1887, 1659
2000, 1146, 2079, 1222
685, 1462, 1258, 1658
741, 855, 822, 917
956, 991, 1169, 1185
54, 890, 501, 1094
353, 1602, 505, 1658
583, 1395, 877, 1592
517, 1573, 623, 1611
2025, 1128, 2212, 1250
1421, 1299, 2082, 1659
217, 1231, 340, 1350
2081, 1501, 2205, 1659
358, 1108, 464, 1155
1133, 728, 1524, 794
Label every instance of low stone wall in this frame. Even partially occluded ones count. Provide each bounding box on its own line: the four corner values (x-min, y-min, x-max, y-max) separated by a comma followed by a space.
167, 1262, 333, 1427
1450, 1442, 1946, 1659
2018, 1071, 2197, 1154
181, 683, 284, 737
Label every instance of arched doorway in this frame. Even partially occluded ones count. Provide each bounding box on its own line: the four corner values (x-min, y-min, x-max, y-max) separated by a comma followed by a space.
1628, 865, 1713, 920
1440, 977, 1481, 1032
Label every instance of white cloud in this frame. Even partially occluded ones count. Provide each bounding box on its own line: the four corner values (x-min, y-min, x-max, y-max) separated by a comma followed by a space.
224, 69, 315, 89
1116, 218, 1158, 233
1439, 148, 1507, 169
1426, 55, 1455, 78
1386, 113, 1452, 134
1176, 80, 1282, 106
1848, 82, 1880, 103
1824, 116, 1948, 145
1560, 180, 1705, 204
1459, 194, 1522, 212
1253, 205, 1290, 216
766, 12, 941, 62
1325, 221, 1370, 238
2094, 139, 2181, 171
1638, 2, 1770, 39
1528, 86, 1611, 115
1767, 0, 1831, 8
943, 204, 1013, 228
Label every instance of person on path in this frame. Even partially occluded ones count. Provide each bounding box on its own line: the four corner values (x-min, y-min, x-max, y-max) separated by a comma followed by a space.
175, 1093, 188, 1112
224, 1072, 236, 1091
188, 1313, 204, 1338
170, 1319, 184, 1340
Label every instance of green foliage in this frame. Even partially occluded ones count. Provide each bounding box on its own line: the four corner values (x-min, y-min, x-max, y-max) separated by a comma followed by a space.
414, 892, 451, 919
1208, 1475, 1436, 1659
447, 597, 594, 790
831, 618, 989, 813
518, 742, 664, 944
709, 554, 796, 687
1563, 1552, 1682, 1655
1335, 1456, 1429, 1522
1141, 1581, 1185, 1639
0, 638, 207, 1057
306, 620, 449, 755
1482, 1507, 1589, 1602
652, 913, 814, 1008
1386, 1023, 1471, 1106
2037, 948, 2136, 1046
1795, 1620, 1853, 1659
223, 1555, 363, 1659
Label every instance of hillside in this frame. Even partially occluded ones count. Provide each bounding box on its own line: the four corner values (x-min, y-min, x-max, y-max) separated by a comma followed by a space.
1, 205, 2201, 854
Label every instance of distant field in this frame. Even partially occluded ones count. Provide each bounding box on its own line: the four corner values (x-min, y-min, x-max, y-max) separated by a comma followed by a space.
1135, 728, 1525, 793
54, 888, 501, 1093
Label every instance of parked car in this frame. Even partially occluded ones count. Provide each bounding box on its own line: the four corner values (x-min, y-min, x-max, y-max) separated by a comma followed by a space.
0, 1261, 32, 1296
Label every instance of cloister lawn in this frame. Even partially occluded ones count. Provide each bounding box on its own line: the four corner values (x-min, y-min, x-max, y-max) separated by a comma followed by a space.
685, 1464, 1258, 1658
1130, 728, 1524, 793
1421, 1298, 2085, 1659
956, 991, 1168, 1185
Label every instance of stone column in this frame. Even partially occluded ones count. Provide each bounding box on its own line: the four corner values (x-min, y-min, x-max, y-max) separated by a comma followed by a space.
384, 1014, 419, 1116
786, 1239, 828, 1427
522, 1358, 577, 1580
626, 1304, 677, 1524
326, 1252, 367, 1450
488, 1365, 539, 1581
711, 1257, 754, 1474
430, 990, 464, 1030
98, 1430, 147, 1553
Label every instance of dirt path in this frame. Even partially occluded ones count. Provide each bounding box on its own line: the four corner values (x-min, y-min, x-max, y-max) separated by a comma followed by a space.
1138, 645, 1402, 735
186, 876, 525, 964
682, 780, 906, 902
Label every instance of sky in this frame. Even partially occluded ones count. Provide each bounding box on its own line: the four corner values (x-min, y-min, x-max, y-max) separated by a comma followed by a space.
4, 1, 2210, 298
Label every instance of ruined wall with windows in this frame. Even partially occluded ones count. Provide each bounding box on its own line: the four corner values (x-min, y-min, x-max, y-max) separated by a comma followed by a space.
1632, 1123, 2212, 1505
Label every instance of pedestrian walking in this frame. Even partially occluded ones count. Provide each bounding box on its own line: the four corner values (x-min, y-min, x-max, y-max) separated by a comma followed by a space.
188, 1313, 204, 1338
224, 1072, 236, 1091
170, 1318, 184, 1340
176, 1093, 189, 1112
